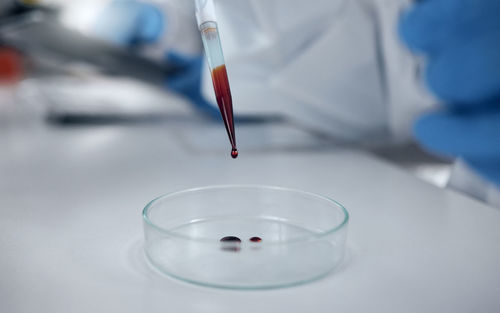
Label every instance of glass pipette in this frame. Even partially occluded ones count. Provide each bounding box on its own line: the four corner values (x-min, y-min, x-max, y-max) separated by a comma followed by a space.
194, 0, 238, 158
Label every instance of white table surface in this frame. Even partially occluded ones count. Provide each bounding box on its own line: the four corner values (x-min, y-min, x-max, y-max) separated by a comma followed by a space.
1, 118, 500, 313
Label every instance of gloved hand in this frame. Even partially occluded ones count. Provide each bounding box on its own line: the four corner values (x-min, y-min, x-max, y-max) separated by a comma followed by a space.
399, 0, 500, 186
165, 51, 220, 118
94, 0, 218, 117
94, 0, 165, 47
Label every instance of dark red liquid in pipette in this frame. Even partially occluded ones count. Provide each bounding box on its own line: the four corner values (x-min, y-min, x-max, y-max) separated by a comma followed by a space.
211, 65, 238, 158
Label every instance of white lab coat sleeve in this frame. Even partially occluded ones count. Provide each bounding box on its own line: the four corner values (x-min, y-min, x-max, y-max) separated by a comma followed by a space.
202, 0, 389, 141
369, 0, 437, 142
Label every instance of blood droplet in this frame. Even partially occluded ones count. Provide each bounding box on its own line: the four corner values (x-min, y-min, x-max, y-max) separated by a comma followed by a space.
249, 237, 262, 243
220, 236, 241, 243
220, 236, 241, 252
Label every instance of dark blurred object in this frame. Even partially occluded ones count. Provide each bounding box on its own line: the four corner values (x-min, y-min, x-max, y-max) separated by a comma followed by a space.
0, 0, 33, 18
0, 0, 52, 24
0, 3, 182, 87
0, 1, 196, 124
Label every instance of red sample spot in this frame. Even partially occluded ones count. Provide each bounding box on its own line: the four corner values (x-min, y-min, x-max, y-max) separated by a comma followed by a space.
0, 48, 23, 84
220, 236, 241, 252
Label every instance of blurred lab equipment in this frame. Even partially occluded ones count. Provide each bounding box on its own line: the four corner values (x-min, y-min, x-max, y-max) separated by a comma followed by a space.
0, 1, 180, 86
92, 0, 220, 117
399, 0, 500, 202
0, 0, 210, 122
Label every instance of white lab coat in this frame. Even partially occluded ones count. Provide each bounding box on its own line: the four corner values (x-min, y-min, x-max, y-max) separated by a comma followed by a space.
151, 0, 500, 207
198, 0, 434, 142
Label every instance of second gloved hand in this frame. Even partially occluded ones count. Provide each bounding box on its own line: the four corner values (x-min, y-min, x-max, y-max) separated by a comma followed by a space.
165, 51, 220, 118
399, 0, 500, 186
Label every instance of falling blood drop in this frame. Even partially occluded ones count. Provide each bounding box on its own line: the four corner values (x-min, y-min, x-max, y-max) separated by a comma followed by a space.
231, 149, 239, 159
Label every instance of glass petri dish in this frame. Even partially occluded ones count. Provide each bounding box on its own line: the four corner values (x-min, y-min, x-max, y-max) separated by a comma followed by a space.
143, 185, 349, 289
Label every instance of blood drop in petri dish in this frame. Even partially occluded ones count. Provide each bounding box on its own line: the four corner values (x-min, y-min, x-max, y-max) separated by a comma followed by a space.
249, 237, 262, 243
220, 236, 241, 252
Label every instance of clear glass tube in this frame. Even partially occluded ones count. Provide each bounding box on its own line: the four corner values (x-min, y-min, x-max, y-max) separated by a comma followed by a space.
198, 21, 237, 155
199, 21, 225, 71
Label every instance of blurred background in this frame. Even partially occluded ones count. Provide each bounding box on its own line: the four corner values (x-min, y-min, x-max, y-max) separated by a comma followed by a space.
4, 2, 500, 311
0, 0, 451, 189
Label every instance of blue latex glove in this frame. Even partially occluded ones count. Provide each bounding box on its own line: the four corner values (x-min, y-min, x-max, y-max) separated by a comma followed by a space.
165, 52, 221, 118
94, 0, 165, 46
399, 0, 500, 186
95, 1, 218, 117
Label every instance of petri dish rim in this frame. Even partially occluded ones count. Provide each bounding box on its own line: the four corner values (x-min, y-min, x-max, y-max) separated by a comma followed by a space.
142, 185, 349, 245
